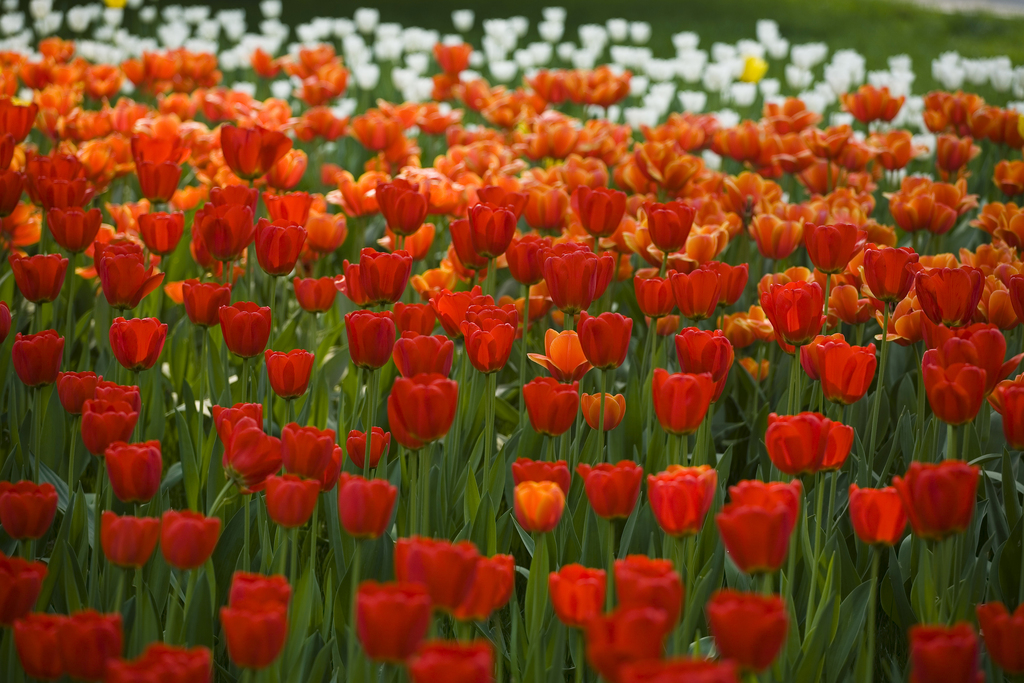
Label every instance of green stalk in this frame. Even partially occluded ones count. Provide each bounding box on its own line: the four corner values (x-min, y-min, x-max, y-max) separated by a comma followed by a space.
290, 527, 299, 582
243, 494, 251, 572
269, 274, 278, 345
177, 568, 199, 644
409, 450, 419, 536
207, 479, 235, 517
132, 370, 142, 443
134, 567, 145, 656
945, 423, 957, 462
821, 273, 831, 337
309, 499, 319, 581
865, 548, 881, 683
483, 372, 496, 501
67, 416, 79, 494
362, 369, 378, 478
597, 370, 607, 463
197, 328, 208, 491
680, 433, 690, 467
33, 388, 42, 483
605, 518, 616, 611
346, 540, 362, 671
63, 252, 76, 365
805, 472, 825, 626
89, 462, 105, 607
518, 282, 530, 426
864, 305, 891, 485
420, 446, 431, 537
787, 350, 800, 415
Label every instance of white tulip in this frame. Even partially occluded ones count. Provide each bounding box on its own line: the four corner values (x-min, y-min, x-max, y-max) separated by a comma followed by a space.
678, 90, 707, 113
452, 10, 474, 32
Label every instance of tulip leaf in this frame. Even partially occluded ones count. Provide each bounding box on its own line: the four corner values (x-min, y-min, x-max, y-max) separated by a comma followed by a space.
305, 636, 335, 683
38, 458, 69, 514
1003, 448, 1021, 533
999, 518, 1023, 605
795, 558, 836, 683
62, 539, 85, 613
616, 497, 641, 559
464, 458, 481, 525
174, 403, 200, 511
824, 579, 871, 683
984, 470, 1010, 547
513, 516, 535, 558
524, 532, 549, 644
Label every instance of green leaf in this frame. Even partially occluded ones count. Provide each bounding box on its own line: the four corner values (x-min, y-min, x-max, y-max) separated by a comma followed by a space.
524, 532, 549, 641
174, 405, 200, 511
464, 459, 481, 526
824, 580, 871, 683
1004, 449, 1021, 533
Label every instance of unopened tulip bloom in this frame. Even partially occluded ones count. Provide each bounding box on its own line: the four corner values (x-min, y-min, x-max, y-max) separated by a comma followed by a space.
101, 512, 160, 568
109, 317, 167, 372
9, 253, 67, 303
581, 393, 626, 430
893, 461, 979, 540
220, 600, 288, 670
506, 234, 551, 285
56, 370, 100, 415
0, 554, 47, 625
643, 200, 695, 253
97, 251, 165, 310
764, 412, 854, 475
219, 303, 271, 358
976, 602, 1024, 675
345, 428, 392, 470
706, 590, 788, 672
916, 267, 985, 328
675, 328, 735, 401
264, 474, 320, 528
862, 247, 920, 304
138, 212, 185, 255
511, 458, 572, 496
549, 564, 606, 628
58, 610, 123, 682
585, 607, 670, 683
104, 440, 162, 503
652, 369, 715, 436
392, 333, 454, 378
634, 275, 676, 319
647, 465, 717, 537
576, 461, 643, 519
293, 277, 337, 313
223, 418, 282, 493
359, 248, 413, 305
670, 269, 721, 321
578, 311, 632, 370
357, 581, 432, 662
212, 403, 263, 446
265, 349, 314, 399
345, 310, 396, 369
254, 218, 306, 276
615, 555, 683, 625
387, 374, 458, 449
81, 399, 138, 455
395, 537, 481, 613
513, 481, 566, 533
921, 350, 987, 425
160, 510, 221, 570
468, 202, 517, 258
12, 330, 64, 387
542, 243, 615, 315
760, 281, 825, 348
908, 623, 983, 683
194, 203, 255, 263
220, 124, 292, 181
377, 179, 428, 236
408, 640, 493, 683
715, 481, 800, 575
182, 280, 232, 328
461, 305, 518, 373
454, 554, 515, 621
0, 481, 58, 539
804, 223, 864, 274
281, 423, 336, 481
15, 613, 66, 680
337, 472, 397, 539
47, 206, 102, 253
848, 485, 908, 546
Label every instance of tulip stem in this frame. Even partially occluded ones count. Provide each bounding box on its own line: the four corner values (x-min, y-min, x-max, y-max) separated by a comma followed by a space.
865, 547, 880, 683
421, 446, 432, 537
67, 416, 79, 494
680, 433, 689, 467
945, 423, 957, 462
177, 568, 198, 644
309, 499, 318, 581
605, 518, 616, 612
827, 469, 839, 537
208, 480, 235, 517
787, 348, 802, 415
347, 540, 362, 672
33, 387, 42, 483
483, 372, 497, 500
865, 306, 891, 485
597, 370, 607, 463
518, 282, 530, 427
133, 567, 146, 656
821, 273, 831, 336
269, 275, 278, 346
573, 628, 584, 683
290, 527, 299, 583
363, 369, 379, 479
243, 493, 251, 572
133, 370, 141, 443
197, 328, 209, 492
805, 472, 824, 628
89, 461, 105, 607
63, 252, 76, 365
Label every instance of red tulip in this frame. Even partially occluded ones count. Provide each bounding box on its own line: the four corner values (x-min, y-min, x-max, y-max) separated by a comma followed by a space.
670, 269, 721, 321
9, 253, 67, 303
634, 275, 676, 319
921, 349, 987, 425
265, 349, 314, 399
529, 329, 593, 383
220, 124, 292, 180
337, 472, 397, 539
15, 613, 66, 680
136, 160, 181, 202
704, 261, 749, 307
346, 309, 396, 369
511, 458, 572, 496
675, 328, 734, 401
377, 179, 428, 236
578, 311, 632, 370
359, 248, 413, 305
572, 186, 626, 238
160, 510, 221, 570
467, 202, 517, 258
194, 203, 255, 263
976, 602, 1024, 675
0, 301, 8, 343
212, 403, 262, 446
760, 281, 825, 348
647, 465, 717, 537
585, 607, 670, 683
293, 276, 337, 313
408, 640, 493, 683
430, 286, 492, 338
12, 330, 63, 387
264, 474, 320, 528
542, 243, 615, 315
715, 481, 800, 575
96, 251, 165, 310
803, 223, 864, 274
395, 537, 480, 613
137, 211, 185, 256
263, 191, 313, 225
0, 481, 57, 539
103, 643, 212, 683
908, 623, 982, 683
228, 571, 291, 609
916, 267, 984, 328
506, 234, 551, 285
513, 481, 566, 533
219, 302, 271, 358
461, 304, 518, 373
576, 461, 643, 519
893, 460, 979, 540
999, 385, 1024, 449
104, 440, 162, 503
101, 511, 160, 568
58, 610, 123, 682
346, 428, 391, 472
47, 206, 102, 254
357, 581, 432, 662
848, 485, 907, 546
652, 369, 715, 436
223, 418, 282, 493
615, 555, 683, 625
281, 423, 337, 481
81, 399, 138, 455
181, 279, 231, 327
924, 322, 1022, 395
220, 601, 288, 670
619, 657, 740, 683
0, 553, 46, 625
765, 412, 854, 475
706, 590, 788, 672
387, 374, 458, 449
643, 200, 694, 253
549, 564, 606, 628
109, 316, 167, 371
862, 247, 920, 304
392, 332, 453, 377
454, 553, 515, 621
0, 169, 23, 217
57, 370, 100, 415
